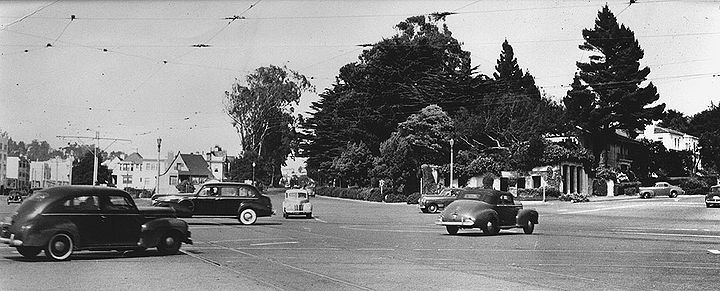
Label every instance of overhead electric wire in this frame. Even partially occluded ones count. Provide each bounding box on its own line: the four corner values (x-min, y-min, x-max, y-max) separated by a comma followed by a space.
0, 0, 60, 30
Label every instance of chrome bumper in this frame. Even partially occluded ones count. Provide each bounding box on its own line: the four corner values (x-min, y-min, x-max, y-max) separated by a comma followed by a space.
0, 234, 23, 246
435, 220, 474, 226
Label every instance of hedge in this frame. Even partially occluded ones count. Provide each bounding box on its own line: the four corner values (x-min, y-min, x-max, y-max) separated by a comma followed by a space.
315, 186, 407, 203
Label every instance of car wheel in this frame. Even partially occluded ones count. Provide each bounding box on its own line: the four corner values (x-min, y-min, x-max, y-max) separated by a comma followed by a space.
157, 231, 181, 255
17, 246, 42, 258
669, 191, 678, 198
427, 204, 438, 213
482, 219, 500, 235
523, 220, 535, 234
45, 233, 73, 261
446, 226, 459, 235
283, 211, 288, 219
238, 208, 257, 225
306, 213, 312, 219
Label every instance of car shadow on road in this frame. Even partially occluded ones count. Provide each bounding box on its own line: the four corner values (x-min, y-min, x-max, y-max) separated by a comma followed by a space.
187, 221, 282, 226
5, 250, 185, 262
447, 231, 527, 237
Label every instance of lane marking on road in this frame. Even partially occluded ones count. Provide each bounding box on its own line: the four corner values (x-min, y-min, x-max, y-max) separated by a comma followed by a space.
563, 204, 644, 214
250, 241, 299, 246
708, 250, 720, 254
180, 249, 286, 290
615, 231, 720, 239
209, 237, 293, 243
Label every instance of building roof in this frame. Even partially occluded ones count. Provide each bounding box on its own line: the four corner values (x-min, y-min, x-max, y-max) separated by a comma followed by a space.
653, 126, 684, 136
179, 154, 213, 177
124, 152, 144, 163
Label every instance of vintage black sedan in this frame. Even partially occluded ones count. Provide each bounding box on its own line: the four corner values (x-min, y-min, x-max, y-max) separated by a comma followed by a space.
1, 186, 192, 261
436, 188, 538, 235
152, 182, 274, 225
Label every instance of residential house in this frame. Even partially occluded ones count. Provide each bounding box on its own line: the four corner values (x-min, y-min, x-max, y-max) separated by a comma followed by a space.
106, 152, 166, 190
637, 124, 701, 171
6, 156, 30, 191
158, 152, 213, 194
0, 131, 8, 193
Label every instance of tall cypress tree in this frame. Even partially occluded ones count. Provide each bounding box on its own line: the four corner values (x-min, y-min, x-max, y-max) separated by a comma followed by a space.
564, 5, 665, 169
493, 39, 540, 100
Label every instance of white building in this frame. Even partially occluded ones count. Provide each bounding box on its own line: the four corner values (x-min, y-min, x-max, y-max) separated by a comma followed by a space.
0, 131, 8, 193
106, 152, 167, 190
6, 156, 30, 190
29, 161, 51, 188
637, 124, 701, 170
205, 146, 228, 181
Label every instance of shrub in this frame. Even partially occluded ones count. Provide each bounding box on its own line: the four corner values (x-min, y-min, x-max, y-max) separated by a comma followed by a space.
681, 178, 709, 195
593, 179, 608, 196
515, 187, 560, 200
406, 192, 421, 204
385, 193, 408, 203
559, 193, 590, 203
615, 182, 640, 196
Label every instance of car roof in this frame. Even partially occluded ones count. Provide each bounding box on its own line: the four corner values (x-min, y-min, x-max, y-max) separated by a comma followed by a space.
201, 182, 254, 187
38, 185, 129, 199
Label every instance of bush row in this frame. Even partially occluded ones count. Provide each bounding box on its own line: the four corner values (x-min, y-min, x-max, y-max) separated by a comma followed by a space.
516, 188, 561, 200
316, 186, 407, 202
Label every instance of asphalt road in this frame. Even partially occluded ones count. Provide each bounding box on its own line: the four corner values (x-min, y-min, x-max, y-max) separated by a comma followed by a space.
1, 192, 720, 290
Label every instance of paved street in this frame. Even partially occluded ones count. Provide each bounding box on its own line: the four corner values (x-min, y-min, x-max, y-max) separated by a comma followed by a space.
2, 192, 720, 290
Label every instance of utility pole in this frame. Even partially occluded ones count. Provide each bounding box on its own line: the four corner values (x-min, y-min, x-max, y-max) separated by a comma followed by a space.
57, 132, 130, 185
157, 138, 162, 194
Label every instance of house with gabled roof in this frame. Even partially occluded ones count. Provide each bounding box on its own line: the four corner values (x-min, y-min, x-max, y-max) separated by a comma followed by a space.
157, 152, 213, 194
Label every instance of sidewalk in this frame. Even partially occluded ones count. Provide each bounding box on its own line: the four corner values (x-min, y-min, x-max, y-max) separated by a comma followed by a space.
521, 194, 638, 205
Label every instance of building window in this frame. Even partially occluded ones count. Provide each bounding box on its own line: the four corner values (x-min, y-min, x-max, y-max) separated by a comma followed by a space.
169, 176, 178, 185
122, 175, 132, 184
176, 163, 182, 170
532, 176, 541, 188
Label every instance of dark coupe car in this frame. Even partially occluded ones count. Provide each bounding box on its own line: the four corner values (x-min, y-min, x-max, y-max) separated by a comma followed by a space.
152, 182, 274, 225
1, 186, 192, 261
706, 185, 720, 208
436, 188, 538, 235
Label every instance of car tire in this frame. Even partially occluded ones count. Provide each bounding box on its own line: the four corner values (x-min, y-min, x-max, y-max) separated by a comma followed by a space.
427, 204, 438, 213
306, 213, 312, 219
482, 219, 500, 235
157, 231, 181, 255
283, 211, 288, 219
17, 246, 42, 258
45, 233, 73, 261
523, 220, 535, 234
669, 191, 678, 198
446, 226, 459, 235
238, 208, 257, 225
707, 203, 711, 208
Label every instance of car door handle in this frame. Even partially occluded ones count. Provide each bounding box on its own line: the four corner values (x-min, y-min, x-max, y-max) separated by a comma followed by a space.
214, 198, 222, 200
100, 215, 107, 221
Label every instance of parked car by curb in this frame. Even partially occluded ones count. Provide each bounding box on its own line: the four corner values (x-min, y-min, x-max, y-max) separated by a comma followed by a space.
419, 188, 462, 213
639, 182, 684, 198
705, 185, 720, 208
6, 190, 26, 205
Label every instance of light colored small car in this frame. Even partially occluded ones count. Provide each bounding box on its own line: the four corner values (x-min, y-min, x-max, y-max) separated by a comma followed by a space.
283, 189, 313, 218
638, 182, 684, 198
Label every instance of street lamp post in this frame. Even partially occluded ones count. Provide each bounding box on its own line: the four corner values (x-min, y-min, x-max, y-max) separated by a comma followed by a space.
252, 162, 256, 186
449, 139, 454, 188
156, 138, 162, 195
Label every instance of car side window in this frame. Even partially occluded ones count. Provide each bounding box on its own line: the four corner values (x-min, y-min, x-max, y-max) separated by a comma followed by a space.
219, 187, 239, 197
198, 187, 218, 197
48, 195, 100, 213
104, 195, 134, 212
500, 195, 514, 205
238, 186, 256, 197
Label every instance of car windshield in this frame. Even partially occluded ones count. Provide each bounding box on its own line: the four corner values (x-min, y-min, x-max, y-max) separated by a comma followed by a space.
287, 192, 307, 199
712, 187, 720, 194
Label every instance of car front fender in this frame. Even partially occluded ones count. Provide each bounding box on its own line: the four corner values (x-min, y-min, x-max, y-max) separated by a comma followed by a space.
139, 218, 191, 248
517, 209, 538, 225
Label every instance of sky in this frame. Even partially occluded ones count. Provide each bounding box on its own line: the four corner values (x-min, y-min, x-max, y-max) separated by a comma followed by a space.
1, 0, 718, 159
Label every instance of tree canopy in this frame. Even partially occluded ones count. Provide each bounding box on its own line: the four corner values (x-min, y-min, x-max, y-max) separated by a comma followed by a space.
564, 5, 665, 171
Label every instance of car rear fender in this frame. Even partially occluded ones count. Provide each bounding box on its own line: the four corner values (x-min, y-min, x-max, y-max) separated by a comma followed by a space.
140, 218, 190, 247
517, 209, 538, 225
28, 221, 79, 248
474, 209, 499, 225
